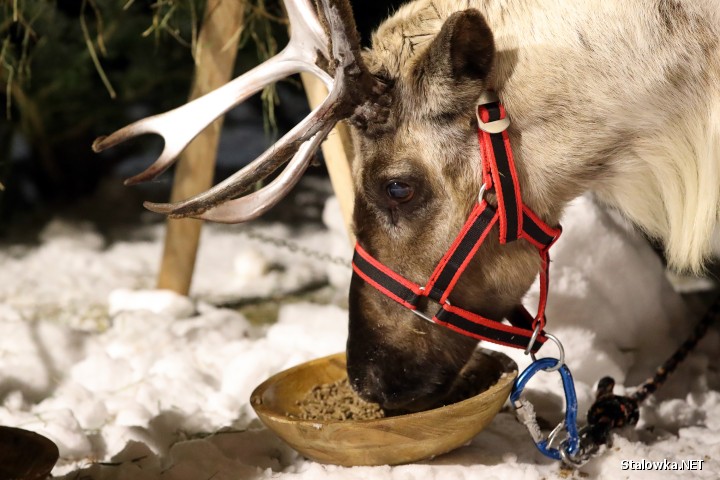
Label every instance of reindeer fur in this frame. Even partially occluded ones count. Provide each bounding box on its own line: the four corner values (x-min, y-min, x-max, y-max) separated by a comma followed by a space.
346, 0, 720, 410
356, 0, 720, 272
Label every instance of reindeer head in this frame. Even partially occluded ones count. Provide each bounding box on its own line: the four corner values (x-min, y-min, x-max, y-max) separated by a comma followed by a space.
95, 0, 543, 412
345, 7, 545, 411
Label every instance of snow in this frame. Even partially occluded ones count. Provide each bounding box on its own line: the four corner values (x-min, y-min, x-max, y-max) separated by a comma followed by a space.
0, 194, 718, 479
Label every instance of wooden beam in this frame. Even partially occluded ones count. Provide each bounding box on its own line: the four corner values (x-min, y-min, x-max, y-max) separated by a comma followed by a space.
157, 0, 245, 294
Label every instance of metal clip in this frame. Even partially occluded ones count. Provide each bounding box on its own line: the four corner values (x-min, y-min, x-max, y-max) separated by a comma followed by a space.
513, 398, 545, 444
510, 357, 580, 462
559, 424, 601, 468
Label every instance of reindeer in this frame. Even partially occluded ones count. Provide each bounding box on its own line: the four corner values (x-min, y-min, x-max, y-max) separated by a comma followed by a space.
95, 0, 720, 412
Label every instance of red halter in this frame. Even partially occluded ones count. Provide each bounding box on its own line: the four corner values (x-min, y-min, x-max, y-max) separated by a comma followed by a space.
351, 93, 562, 353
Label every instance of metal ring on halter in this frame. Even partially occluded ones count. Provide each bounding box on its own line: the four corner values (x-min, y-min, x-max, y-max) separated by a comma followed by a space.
524, 323, 542, 356
477, 183, 487, 204
531, 332, 565, 372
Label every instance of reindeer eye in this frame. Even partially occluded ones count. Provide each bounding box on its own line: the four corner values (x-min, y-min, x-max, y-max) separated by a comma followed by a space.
385, 181, 414, 202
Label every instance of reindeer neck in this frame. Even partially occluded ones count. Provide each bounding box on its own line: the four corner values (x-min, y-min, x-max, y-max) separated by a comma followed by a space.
475, 0, 720, 274
369, 0, 720, 271
465, 0, 587, 226
432, 0, 592, 224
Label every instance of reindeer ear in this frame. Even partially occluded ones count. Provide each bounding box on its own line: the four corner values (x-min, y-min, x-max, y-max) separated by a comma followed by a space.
446, 10, 495, 80
411, 9, 495, 116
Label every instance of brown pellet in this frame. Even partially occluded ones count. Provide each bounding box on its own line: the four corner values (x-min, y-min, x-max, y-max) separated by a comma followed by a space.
293, 378, 385, 421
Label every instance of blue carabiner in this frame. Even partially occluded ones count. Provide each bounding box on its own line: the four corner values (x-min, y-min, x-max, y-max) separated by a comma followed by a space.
511, 357, 580, 461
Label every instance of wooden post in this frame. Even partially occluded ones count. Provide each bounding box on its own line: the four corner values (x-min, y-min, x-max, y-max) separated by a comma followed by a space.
300, 72, 356, 244
157, 0, 245, 294
157, 2, 357, 294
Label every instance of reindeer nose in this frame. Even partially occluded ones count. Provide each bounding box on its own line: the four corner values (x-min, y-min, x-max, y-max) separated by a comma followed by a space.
349, 364, 386, 404
350, 362, 427, 411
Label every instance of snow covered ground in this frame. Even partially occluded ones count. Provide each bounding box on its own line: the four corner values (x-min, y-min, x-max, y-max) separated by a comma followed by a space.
0, 193, 718, 479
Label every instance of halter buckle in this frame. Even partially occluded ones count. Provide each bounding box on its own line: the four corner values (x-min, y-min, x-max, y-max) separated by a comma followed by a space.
411, 309, 433, 323
477, 91, 511, 134
411, 287, 450, 324
477, 113, 511, 134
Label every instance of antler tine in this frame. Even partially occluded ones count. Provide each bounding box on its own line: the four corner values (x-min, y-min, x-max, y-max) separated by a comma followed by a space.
93, 0, 332, 187
285, 0, 328, 58
145, 122, 334, 223
138, 0, 381, 220
140, 74, 347, 218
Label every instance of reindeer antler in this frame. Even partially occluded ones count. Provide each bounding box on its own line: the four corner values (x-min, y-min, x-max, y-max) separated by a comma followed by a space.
94, 0, 387, 223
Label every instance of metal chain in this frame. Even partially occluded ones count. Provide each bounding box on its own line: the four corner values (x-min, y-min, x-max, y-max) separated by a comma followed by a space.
240, 227, 351, 268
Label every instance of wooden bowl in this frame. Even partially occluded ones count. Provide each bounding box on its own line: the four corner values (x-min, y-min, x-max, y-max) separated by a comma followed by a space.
250, 350, 517, 466
0, 426, 59, 480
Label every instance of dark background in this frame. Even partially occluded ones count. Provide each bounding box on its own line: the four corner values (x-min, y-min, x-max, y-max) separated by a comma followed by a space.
0, 0, 407, 232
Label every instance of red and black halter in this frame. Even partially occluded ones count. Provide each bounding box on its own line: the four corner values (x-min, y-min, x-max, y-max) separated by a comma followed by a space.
351, 94, 562, 354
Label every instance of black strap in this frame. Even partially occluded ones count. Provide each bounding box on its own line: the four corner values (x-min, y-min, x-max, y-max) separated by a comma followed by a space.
425, 203, 497, 303
489, 129, 521, 242
352, 247, 421, 310
435, 305, 545, 353
522, 209, 558, 247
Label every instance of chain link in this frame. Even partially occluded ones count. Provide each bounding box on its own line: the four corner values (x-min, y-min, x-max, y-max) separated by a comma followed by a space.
241, 228, 351, 268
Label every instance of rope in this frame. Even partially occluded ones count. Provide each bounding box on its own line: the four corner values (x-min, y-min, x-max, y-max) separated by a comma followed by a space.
576, 293, 720, 459
631, 295, 720, 403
